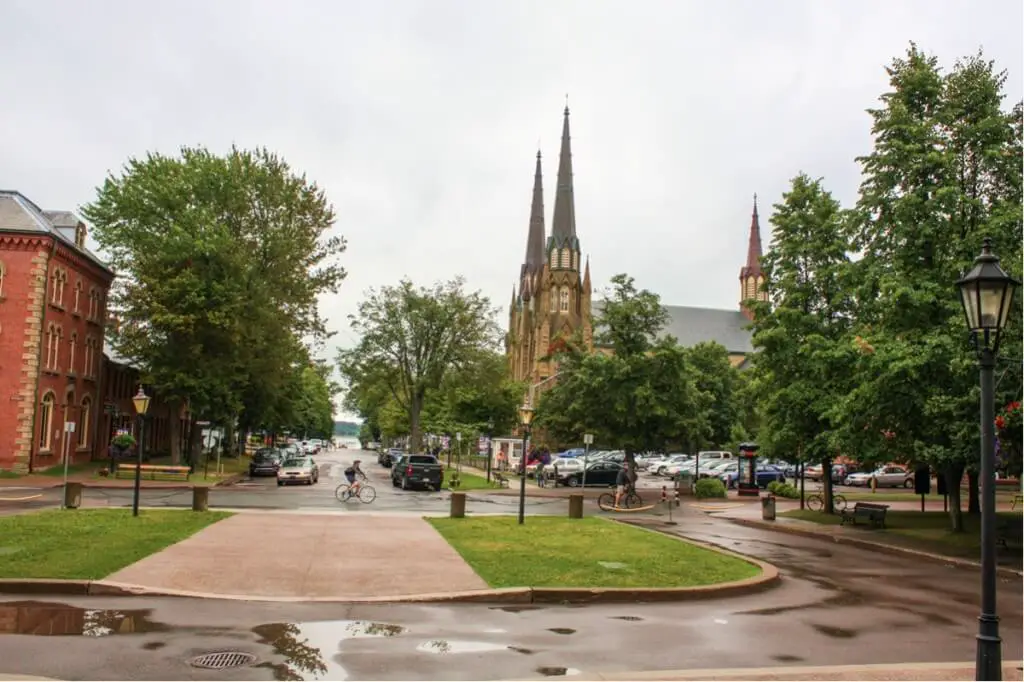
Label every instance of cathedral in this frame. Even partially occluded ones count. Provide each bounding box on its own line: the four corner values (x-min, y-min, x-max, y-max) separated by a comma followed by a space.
506, 107, 768, 394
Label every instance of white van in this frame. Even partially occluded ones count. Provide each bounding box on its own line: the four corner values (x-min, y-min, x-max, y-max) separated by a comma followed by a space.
697, 450, 733, 463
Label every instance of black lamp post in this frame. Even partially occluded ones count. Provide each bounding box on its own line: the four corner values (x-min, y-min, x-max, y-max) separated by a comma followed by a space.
130, 386, 151, 518
485, 419, 494, 484
517, 403, 534, 525
955, 237, 1020, 682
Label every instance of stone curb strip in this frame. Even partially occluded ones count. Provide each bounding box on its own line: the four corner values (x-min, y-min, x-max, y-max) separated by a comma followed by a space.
15, 472, 246, 491
570, 660, 1024, 681
724, 515, 1024, 578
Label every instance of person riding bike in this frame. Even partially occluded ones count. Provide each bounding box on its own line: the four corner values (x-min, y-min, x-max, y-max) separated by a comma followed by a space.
613, 461, 636, 508
344, 460, 365, 493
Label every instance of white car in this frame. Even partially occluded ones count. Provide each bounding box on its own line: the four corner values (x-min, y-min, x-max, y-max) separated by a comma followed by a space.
844, 466, 913, 488
551, 457, 586, 479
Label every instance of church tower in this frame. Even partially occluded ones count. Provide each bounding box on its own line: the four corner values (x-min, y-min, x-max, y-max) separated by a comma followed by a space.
739, 194, 768, 319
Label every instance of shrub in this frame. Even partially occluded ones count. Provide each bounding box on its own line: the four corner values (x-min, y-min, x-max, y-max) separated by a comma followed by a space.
767, 480, 800, 499
694, 477, 727, 499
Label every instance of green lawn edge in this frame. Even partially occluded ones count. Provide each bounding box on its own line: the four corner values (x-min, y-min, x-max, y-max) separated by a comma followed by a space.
445, 470, 501, 491
427, 516, 760, 588
0, 508, 232, 580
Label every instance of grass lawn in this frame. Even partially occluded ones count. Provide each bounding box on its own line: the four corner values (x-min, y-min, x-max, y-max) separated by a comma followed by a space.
446, 470, 500, 491
0, 508, 231, 580
33, 455, 250, 486
836, 490, 1019, 504
780, 509, 1023, 563
427, 516, 761, 588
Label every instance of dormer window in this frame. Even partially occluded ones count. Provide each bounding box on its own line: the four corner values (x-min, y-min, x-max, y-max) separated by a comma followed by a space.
75, 223, 87, 248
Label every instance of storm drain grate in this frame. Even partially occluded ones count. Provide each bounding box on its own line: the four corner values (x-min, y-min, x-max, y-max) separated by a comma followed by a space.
188, 652, 258, 669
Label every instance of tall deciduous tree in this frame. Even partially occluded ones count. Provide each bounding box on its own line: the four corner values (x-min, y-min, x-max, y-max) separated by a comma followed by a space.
751, 174, 854, 513
338, 278, 500, 452
838, 45, 1022, 530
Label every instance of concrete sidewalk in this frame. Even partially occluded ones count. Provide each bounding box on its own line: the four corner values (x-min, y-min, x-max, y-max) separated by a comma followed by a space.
105, 512, 488, 599
593, 660, 1024, 681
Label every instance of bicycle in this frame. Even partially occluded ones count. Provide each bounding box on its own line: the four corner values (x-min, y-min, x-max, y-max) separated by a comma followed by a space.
805, 489, 847, 513
598, 484, 643, 510
335, 473, 377, 504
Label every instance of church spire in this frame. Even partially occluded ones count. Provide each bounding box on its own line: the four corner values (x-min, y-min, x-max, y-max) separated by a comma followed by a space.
740, 193, 763, 280
582, 256, 591, 290
521, 150, 546, 281
549, 106, 578, 246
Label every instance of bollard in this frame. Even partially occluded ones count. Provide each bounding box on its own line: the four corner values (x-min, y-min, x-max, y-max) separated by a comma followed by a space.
450, 491, 467, 518
568, 493, 584, 519
192, 486, 209, 512
674, 489, 680, 507
64, 481, 83, 510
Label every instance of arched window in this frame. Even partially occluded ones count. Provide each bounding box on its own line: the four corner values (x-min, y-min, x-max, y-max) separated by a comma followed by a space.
73, 280, 83, 313
39, 392, 55, 450
0, 260, 6, 297
88, 288, 97, 319
50, 271, 59, 304
83, 337, 92, 378
45, 324, 56, 369
58, 270, 67, 306
559, 249, 570, 269
69, 332, 78, 374
559, 287, 570, 312
549, 249, 557, 269
549, 287, 557, 312
79, 396, 92, 448
54, 326, 63, 371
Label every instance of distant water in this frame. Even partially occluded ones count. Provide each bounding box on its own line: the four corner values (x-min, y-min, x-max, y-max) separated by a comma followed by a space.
334, 436, 362, 449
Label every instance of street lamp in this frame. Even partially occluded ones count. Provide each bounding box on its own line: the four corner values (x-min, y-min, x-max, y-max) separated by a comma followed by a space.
517, 403, 534, 525
485, 419, 495, 484
956, 237, 1019, 682
131, 386, 151, 518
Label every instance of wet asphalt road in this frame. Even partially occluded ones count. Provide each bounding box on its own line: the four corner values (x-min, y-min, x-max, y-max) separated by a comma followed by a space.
1, 511, 1021, 681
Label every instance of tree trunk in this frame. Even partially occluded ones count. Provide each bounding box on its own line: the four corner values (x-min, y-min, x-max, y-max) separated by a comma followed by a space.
409, 395, 424, 453
966, 469, 980, 514
821, 455, 834, 514
168, 399, 183, 465
945, 462, 965, 532
188, 416, 203, 468
224, 421, 236, 458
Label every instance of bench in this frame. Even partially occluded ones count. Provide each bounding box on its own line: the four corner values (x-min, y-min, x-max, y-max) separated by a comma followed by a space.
997, 519, 1023, 549
1011, 494, 1023, 510
492, 472, 510, 488
114, 463, 191, 482
840, 501, 890, 528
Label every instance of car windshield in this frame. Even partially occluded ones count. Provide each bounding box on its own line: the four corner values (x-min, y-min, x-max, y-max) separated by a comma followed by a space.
282, 459, 306, 468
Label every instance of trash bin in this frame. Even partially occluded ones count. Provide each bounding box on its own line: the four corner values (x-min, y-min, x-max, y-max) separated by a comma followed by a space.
761, 493, 776, 521
64, 482, 83, 509
675, 472, 693, 495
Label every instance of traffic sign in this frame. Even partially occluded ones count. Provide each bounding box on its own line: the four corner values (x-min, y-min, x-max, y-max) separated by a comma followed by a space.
583, 433, 593, 445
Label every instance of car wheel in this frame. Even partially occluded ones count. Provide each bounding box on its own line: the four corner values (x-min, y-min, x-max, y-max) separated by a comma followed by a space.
567, 477, 579, 487
277, 481, 283, 487
904, 479, 913, 488
392, 478, 399, 487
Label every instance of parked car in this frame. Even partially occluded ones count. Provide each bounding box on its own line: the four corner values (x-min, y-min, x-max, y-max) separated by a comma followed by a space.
249, 450, 283, 477
380, 449, 404, 468
563, 460, 624, 487
392, 454, 444, 490
277, 456, 319, 486
551, 456, 586, 482
720, 464, 787, 489
844, 465, 913, 488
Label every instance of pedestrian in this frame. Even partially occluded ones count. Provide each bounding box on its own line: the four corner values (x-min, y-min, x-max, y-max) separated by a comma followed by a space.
536, 458, 546, 487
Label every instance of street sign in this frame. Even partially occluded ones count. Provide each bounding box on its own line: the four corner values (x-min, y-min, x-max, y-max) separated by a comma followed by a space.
196, 420, 211, 426
64, 422, 76, 433
583, 433, 593, 445
456, 432, 462, 441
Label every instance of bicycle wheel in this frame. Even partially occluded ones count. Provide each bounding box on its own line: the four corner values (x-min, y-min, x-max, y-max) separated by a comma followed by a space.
334, 484, 351, 502
358, 485, 377, 504
624, 492, 643, 509
598, 493, 616, 510
832, 494, 848, 512
806, 493, 824, 512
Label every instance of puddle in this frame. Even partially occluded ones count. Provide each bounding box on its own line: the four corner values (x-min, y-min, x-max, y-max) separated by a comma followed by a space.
252, 619, 406, 681
0, 601, 169, 637
547, 628, 576, 635
490, 605, 542, 613
611, 616, 643, 621
810, 623, 858, 639
416, 640, 509, 654
142, 641, 166, 650
483, 628, 507, 633
536, 666, 581, 676
508, 646, 535, 654
772, 654, 804, 663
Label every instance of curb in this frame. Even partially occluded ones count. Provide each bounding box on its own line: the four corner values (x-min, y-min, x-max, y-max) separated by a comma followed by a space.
724, 516, 1024, 578
0, 563, 779, 605
1, 473, 246, 492
581, 660, 1024, 681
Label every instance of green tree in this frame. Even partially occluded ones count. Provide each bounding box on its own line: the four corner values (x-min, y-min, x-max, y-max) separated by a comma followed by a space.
338, 278, 500, 452
751, 173, 854, 513
423, 350, 524, 438
536, 274, 703, 465
684, 341, 742, 451
838, 45, 1022, 530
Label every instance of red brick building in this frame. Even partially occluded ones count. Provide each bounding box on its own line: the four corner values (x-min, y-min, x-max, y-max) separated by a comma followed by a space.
0, 191, 116, 473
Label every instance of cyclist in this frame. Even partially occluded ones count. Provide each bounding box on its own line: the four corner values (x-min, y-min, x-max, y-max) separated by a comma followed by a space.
613, 462, 632, 508
344, 460, 365, 494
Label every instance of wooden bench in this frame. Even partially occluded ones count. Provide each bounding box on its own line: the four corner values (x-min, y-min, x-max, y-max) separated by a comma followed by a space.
840, 501, 890, 528
997, 519, 1023, 549
114, 463, 191, 482
492, 472, 510, 488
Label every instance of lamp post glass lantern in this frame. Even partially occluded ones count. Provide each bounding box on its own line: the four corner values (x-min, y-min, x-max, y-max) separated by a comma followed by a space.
517, 404, 534, 525
956, 238, 1020, 682
130, 387, 151, 518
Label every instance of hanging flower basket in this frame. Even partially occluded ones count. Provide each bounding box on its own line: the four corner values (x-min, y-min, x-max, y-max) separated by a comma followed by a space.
111, 433, 137, 451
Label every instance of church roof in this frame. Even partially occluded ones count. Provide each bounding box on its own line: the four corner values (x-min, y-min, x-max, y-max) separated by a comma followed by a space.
591, 301, 754, 355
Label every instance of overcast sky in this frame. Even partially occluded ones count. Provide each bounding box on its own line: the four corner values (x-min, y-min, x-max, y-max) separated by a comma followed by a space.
2, 0, 1021, 419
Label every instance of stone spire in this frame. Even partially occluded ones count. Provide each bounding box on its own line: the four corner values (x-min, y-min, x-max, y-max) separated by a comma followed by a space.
521, 151, 546, 281
740, 193, 763, 280
582, 256, 591, 290
549, 106, 578, 248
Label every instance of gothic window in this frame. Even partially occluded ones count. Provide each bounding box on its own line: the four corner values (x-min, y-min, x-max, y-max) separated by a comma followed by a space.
69, 333, 78, 374
59, 270, 67, 306
549, 287, 557, 312
549, 249, 557, 269
559, 249, 570, 269
39, 392, 55, 450
88, 288, 98, 319
50, 271, 59, 304
73, 280, 82, 313
53, 326, 63, 371
0, 260, 5, 297
79, 396, 92, 448
84, 337, 93, 378
559, 287, 570, 312
45, 324, 56, 369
